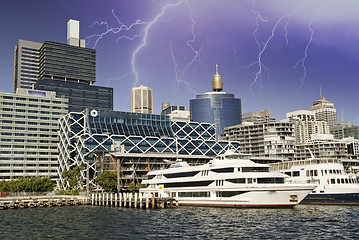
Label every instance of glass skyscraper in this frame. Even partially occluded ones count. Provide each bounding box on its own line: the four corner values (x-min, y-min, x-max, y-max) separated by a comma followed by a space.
190, 66, 242, 139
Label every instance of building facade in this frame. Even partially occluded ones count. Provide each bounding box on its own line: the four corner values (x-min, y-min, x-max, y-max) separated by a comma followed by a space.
310, 97, 338, 128
161, 105, 190, 122
286, 110, 330, 144
132, 85, 153, 114
190, 67, 242, 139
38, 41, 96, 85
0, 89, 68, 181
35, 79, 113, 112
221, 122, 296, 159
58, 109, 239, 188
13, 39, 42, 91
330, 122, 359, 140
242, 109, 276, 124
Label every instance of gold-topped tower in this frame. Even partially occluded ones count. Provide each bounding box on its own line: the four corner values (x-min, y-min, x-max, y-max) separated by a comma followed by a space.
212, 64, 223, 92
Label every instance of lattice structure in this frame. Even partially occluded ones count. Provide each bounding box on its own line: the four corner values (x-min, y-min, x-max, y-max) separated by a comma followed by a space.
58, 110, 239, 189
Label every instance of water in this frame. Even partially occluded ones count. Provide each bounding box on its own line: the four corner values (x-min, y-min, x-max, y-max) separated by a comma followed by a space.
1, 205, 358, 239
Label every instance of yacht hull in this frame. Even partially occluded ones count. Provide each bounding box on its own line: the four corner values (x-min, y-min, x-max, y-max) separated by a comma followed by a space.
301, 193, 359, 205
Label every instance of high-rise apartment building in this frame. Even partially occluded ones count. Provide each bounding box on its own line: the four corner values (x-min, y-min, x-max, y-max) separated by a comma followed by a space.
190, 66, 242, 139
13, 40, 42, 91
330, 122, 359, 140
0, 89, 68, 181
221, 121, 296, 159
132, 85, 153, 114
310, 97, 338, 128
161, 105, 190, 122
286, 110, 330, 144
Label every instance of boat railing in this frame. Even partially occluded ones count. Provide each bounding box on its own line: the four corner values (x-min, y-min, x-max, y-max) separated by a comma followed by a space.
270, 158, 341, 171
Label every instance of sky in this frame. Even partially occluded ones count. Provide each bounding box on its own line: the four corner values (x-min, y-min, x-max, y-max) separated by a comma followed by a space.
1, 0, 359, 124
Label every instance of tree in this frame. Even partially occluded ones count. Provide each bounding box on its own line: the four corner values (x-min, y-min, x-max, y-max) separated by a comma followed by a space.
95, 172, 117, 192
62, 166, 82, 190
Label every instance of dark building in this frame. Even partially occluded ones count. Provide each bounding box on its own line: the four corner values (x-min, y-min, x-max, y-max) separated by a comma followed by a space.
35, 79, 113, 112
190, 66, 242, 139
38, 41, 96, 85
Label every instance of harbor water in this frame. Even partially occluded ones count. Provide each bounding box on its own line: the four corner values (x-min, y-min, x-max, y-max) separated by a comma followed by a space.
1, 205, 358, 239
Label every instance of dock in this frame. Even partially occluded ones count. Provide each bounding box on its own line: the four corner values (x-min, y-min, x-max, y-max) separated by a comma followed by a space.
0, 192, 177, 210
0, 195, 88, 210
91, 192, 177, 209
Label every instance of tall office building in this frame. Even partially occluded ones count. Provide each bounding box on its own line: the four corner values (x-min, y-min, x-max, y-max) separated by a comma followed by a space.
190, 65, 242, 139
0, 89, 68, 181
310, 97, 338, 128
13, 19, 113, 112
132, 85, 153, 114
13, 40, 42, 91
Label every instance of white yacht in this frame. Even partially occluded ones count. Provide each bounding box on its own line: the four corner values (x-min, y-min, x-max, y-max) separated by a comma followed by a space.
140, 150, 316, 207
270, 157, 359, 205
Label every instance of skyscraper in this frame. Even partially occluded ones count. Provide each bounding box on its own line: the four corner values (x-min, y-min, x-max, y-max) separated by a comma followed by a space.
190, 65, 242, 139
310, 97, 338, 128
13, 19, 113, 112
132, 85, 153, 114
13, 40, 42, 91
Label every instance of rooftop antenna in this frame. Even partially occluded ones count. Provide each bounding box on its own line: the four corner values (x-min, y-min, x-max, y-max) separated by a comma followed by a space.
319, 85, 322, 98
341, 110, 344, 122
216, 64, 219, 75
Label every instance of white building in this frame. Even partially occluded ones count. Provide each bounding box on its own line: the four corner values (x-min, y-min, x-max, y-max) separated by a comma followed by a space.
310, 97, 338, 128
132, 85, 153, 114
0, 89, 68, 181
286, 110, 330, 144
221, 121, 296, 159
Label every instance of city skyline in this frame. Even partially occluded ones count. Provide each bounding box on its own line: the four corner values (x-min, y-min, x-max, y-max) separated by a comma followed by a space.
1, 0, 359, 123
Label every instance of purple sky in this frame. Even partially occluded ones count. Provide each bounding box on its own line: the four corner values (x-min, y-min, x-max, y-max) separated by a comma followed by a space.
1, 0, 359, 124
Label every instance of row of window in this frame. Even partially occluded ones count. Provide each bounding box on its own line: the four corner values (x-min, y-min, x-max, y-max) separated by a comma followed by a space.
329, 178, 357, 184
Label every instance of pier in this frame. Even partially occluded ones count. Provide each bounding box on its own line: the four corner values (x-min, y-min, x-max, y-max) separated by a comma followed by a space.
0, 192, 177, 210
91, 192, 177, 209
0, 195, 88, 210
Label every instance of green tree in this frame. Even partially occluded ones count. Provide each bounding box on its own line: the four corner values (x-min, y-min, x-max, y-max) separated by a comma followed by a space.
127, 182, 146, 192
95, 172, 117, 192
62, 166, 82, 190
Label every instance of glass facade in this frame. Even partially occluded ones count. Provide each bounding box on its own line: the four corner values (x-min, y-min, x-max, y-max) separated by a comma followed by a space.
190, 92, 242, 139
58, 109, 239, 188
35, 79, 113, 112
38, 41, 96, 85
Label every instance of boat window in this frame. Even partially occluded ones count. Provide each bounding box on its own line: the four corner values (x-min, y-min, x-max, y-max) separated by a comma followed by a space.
247, 178, 253, 184
257, 178, 285, 184
325, 170, 327, 175
292, 171, 300, 177
215, 180, 224, 186
227, 178, 246, 184
164, 171, 200, 178
242, 167, 269, 172
220, 191, 248, 197
337, 179, 340, 184
284, 171, 291, 177
163, 180, 213, 188
329, 170, 333, 174
306, 170, 309, 177
211, 168, 234, 173
341, 179, 345, 184
331, 179, 335, 184
345, 179, 349, 184
201, 170, 209, 176
147, 175, 155, 180
178, 192, 210, 198
321, 170, 323, 176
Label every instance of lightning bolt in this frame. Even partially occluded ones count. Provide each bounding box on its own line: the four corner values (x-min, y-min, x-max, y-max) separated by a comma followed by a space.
241, 0, 314, 98
168, 0, 201, 95
85, 0, 203, 94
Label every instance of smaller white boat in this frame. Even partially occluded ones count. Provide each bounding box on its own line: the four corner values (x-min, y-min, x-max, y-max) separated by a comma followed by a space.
270, 155, 359, 205
140, 150, 316, 207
